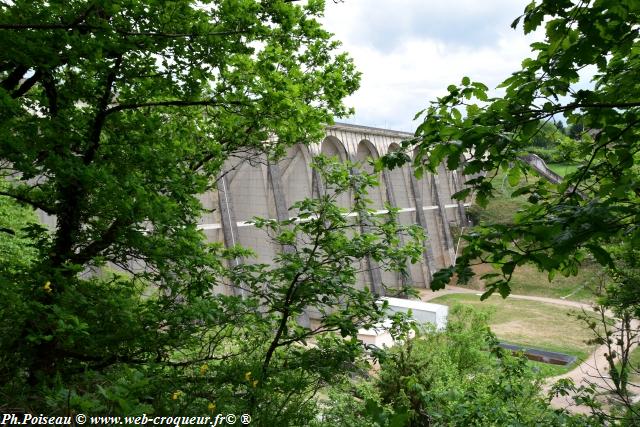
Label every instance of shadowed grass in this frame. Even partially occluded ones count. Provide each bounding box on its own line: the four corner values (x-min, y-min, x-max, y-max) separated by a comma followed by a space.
458, 263, 602, 304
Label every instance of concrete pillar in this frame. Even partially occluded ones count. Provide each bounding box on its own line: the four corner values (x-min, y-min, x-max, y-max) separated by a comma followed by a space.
452, 169, 468, 227
311, 167, 325, 199
217, 173, 245, 296
431, 174, 456, 265
408, 171, 438, 281
382, 169, 397, 207
267, 162, 290, 224
351, 168, 384, 297
382, 168, 414, 287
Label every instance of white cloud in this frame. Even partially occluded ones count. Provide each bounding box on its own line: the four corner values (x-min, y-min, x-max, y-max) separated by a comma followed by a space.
320, 0, 539, 132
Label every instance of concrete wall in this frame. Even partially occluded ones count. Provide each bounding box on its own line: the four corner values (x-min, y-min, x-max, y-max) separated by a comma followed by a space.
201, 122, 470, 294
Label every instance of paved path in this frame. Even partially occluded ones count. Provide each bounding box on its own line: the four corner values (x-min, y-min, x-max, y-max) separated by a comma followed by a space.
418, 286, 638, 414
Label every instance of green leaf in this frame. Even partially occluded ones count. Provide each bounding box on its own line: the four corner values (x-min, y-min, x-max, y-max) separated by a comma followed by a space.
587, 244, 614, 268
498, 281, 511, 298
523, 7, 544, 34
452, 188, 471, 201
501, 261, 516, 276
507, 166, 521, 187
480, 287, 496, 301
511, 15, 523, 29
510, 186, 531, 197
431, 267, 455, 291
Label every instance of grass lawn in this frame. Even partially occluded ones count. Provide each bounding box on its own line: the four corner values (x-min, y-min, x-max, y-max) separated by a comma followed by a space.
547, 162, 579, 177
460, 263, 601, 303
429, 293, 598, 376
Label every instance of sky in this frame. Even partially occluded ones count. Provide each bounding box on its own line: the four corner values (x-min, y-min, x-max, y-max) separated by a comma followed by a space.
320, 0, 537, 132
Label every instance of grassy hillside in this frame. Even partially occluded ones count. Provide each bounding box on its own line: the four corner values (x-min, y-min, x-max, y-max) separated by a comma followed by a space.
463, 172, 601, 303
468, 175, 530, 225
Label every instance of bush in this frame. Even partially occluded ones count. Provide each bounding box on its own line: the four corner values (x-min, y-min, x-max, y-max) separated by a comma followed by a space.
353, 305, 596, 426
524, 146, 564, 163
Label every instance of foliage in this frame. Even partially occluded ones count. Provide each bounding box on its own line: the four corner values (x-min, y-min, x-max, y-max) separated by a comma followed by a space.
0, 0, 359, 286
400, 0, 640, 298
568, 122, 585, 140
570, 242, 640, 424
430, 293, 595, 369
312, 376, 407, 427
465, 170, 604, 302
525, 145, 562, 163
547, 162, 580, 178
0, 0, 428, 423
604, 243, 640, 319
524, 120, 582, 165
320, 305, 594, 426
0, 180, 39, 273
0, 149, 424, 424
528, 120, 568, 149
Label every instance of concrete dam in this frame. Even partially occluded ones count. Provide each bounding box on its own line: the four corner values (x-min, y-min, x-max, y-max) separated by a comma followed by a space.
196, 122, 470, 294
35, 122, 470, 294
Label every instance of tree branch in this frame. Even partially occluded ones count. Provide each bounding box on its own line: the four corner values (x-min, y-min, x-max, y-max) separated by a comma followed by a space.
0, 190, 54, 214
105, 99, 245, 115
0, 23, 248, 38
40, 70, 58, 116
565, 116, 640, 199
85, 55, 123, 164
71, 217, 128, 265
11, 69, 42, 98
517, 101, 640, 124
49, 57, 122, 271
0, 64, 27, 92
259, 204, 328, 383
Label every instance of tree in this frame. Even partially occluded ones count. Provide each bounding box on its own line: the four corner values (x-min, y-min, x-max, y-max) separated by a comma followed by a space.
0, 0, 358, 284
0, 155, 422, 420
567, 242, 640, 424
529, 120, 565, 149
524, 119, 578, 163
402, 0, 640, 298
318, 305, 595, 426
568, 122, 585, 140
0, 179, 39, 273
0, 0, 421, 421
